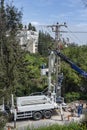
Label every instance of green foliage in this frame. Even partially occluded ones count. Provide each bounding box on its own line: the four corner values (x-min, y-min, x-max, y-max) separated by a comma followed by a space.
6, 4, 22, 34
0, 112, 8, 130
18, 23, 23, 30
61, 45, 87, 97
0, 0, 23, 100
28, 23, 36, 31
15, 53, 48, 96
38, 31, 53, 56
26, 123, 87, 130
65, 92, 80, 102
80, 93, 87, 100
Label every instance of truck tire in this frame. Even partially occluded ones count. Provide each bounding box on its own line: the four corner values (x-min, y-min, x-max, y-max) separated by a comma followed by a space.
33, 112, 42, 120
44, 110, 52, 119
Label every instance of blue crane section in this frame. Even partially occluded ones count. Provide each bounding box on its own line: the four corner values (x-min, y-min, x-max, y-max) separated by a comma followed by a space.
54, 50, 87, 78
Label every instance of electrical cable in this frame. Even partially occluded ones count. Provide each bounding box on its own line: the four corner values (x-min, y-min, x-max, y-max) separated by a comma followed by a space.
66, 27, 86, 44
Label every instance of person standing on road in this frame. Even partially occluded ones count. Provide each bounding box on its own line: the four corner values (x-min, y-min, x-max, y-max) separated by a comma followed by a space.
77, 101, 83, 117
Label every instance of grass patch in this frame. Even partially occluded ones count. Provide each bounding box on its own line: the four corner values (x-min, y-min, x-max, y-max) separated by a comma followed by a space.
26, 122, 87, 130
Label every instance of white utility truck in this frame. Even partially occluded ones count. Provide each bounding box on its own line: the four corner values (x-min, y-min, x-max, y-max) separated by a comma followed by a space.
11, 94, 58, 120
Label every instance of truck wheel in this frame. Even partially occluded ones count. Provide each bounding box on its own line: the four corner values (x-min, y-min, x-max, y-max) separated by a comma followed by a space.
33, 112, 42, 120
44, 110, 52, 119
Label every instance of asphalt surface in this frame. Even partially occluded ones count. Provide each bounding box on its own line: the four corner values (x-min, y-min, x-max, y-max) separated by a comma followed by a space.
5, 110, 85, 130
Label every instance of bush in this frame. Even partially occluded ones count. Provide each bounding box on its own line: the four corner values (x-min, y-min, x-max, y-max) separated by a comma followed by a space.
80, 93, 87, 100
65, 92, 80, 103
26, 122, 87, 130
0, 111, 8, 130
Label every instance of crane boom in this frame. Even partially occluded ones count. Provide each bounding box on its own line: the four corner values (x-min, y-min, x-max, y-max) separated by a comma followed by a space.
54, 50, 87, 78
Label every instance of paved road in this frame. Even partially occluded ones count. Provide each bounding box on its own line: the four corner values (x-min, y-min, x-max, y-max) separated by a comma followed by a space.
5, 112, 85, 130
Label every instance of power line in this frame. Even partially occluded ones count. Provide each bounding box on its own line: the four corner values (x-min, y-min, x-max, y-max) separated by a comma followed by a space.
58, 31, 87, 33
66, 27, 85, 44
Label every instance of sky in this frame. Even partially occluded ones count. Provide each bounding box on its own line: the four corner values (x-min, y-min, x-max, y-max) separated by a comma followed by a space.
5, 0, 87, 45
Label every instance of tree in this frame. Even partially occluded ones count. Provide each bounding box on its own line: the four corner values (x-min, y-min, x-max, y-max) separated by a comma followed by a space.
38, 31, 54, 56
0, 0, 23, 100
61, 45, 87, 99
6, 3, 22, 34
28, 23, 36, 31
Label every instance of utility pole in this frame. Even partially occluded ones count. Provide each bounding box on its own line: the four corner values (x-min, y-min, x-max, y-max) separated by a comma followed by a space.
47, 22, 67, 97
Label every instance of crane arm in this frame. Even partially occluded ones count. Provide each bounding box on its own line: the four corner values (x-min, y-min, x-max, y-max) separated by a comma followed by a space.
54, 50, 87, 78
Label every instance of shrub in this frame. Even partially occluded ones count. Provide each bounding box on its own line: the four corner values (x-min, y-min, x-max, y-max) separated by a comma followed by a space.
26, 122, 87, 130
0, 112, 8, 130
65, 92, 80, 103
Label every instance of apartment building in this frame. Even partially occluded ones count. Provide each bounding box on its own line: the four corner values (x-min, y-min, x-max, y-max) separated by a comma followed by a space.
19, 29, 39, 53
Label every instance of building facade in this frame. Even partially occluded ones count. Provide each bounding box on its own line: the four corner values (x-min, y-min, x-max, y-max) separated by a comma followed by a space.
19, 29, 39, 53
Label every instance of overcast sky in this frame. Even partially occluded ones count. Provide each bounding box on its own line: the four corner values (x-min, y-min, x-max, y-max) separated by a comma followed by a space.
5, 0, 87, 45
